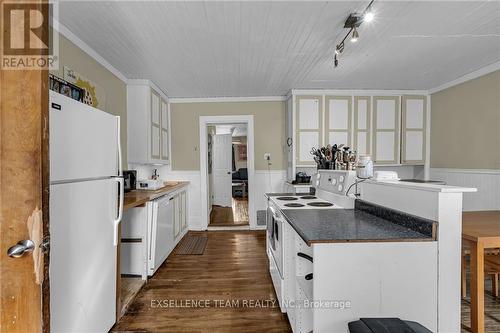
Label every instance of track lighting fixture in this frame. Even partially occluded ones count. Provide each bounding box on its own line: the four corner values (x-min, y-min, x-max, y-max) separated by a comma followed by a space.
332, 0, 375, 67
350, 27, 359, 43
364, 10, 374, 23
335, 42, 344, 55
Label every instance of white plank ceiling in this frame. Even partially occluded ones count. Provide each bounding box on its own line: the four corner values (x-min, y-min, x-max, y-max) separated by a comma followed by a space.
59, 1, 500, 98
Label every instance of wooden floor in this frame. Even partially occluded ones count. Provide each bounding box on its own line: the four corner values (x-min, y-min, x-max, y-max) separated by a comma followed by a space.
461, 272, 500, 332
209, 197, 249, 226
120, 277, 145, 316
113, 230, 500, 332
112, 231, 291, 333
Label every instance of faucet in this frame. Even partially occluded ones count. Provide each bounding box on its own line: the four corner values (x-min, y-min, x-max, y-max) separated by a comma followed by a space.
152, 169, 158, 180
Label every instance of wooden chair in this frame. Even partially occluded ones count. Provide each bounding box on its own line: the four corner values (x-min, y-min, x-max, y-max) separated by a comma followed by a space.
462, 247, 500, 298
485, 255, 500, 297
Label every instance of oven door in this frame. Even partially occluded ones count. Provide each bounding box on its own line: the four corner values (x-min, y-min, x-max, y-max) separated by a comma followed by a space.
267, 206, 276, 251
273, 217, 284, 278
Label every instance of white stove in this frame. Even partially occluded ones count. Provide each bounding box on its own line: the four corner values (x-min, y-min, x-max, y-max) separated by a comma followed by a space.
267, 170, 358, 313
270, 170, 358, 212
270, 195, 343, 210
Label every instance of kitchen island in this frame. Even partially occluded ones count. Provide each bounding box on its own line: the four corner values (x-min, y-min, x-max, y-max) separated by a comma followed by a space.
272, 200, 439, 333
265, 170, 475, 333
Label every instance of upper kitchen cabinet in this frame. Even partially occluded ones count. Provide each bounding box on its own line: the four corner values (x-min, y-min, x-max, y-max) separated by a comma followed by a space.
325, 96, 352, 148
288, 90, 429, 176
296, 96, 322, 166
353, 96, 371, 156
128, 80, 170, 165
373, 96, 400, 165
401, 95, 427, 165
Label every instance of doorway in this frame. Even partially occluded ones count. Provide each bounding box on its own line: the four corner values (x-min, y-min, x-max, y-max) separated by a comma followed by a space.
199, 116, 255, 230
208, 125, 249, 227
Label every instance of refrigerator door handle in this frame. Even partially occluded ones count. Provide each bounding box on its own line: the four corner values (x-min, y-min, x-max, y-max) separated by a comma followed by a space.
116, 116, 122, 176
113, 176, 124, 246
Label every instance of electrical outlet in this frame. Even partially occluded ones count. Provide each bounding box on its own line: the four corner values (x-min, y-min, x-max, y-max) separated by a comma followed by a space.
264, 153, 271, 161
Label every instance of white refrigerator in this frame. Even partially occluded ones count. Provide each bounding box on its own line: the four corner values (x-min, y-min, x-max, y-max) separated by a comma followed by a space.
49, 91, 124, 333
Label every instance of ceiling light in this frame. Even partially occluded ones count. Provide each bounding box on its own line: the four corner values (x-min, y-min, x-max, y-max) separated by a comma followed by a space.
332, 0, 375, 68
364, 10, 374, 22
351, 27, 359, 43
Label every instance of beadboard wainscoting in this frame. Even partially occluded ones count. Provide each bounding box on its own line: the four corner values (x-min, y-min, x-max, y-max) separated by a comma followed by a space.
430, 168, 500, 211
254, 170, 288, 211
129, 164, 287, 230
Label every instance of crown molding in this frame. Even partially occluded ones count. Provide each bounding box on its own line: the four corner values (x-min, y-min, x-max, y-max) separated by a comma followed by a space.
52, 19, 129, 83
429, 61, 500, 94
169, 96, 287, 103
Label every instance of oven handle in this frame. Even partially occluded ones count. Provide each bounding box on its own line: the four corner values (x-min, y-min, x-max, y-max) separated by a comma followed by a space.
297, 252, 313, 263
274, 221, 279, 241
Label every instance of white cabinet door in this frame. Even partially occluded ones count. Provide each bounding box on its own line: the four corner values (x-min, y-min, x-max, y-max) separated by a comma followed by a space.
173, 195, 180, 238
180, 191, 187, 231
373, 96, 400, 164
325, 96, 352, 147
401, 95, 427, 165
285, 97, 294, 181
353, 96, 371, 156
296, 96, 322, 166
160, 98, 169, 161
150, 91, 161, 159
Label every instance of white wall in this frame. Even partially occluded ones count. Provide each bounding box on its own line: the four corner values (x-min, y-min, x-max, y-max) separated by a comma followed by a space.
430, 168, 500, 211
128, 163, 286, 230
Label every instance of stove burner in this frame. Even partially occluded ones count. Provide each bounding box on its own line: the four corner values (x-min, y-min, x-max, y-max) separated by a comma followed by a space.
276, 196, 298, 201
284, 203, 305, 208
300, 195, 317, 200
307, 202, 334, 207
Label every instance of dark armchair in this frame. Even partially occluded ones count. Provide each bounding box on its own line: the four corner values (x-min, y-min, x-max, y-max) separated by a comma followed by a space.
232, 168, 248, 197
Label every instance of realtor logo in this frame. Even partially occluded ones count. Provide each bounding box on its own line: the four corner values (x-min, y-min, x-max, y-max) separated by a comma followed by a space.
1, 1, 59, 70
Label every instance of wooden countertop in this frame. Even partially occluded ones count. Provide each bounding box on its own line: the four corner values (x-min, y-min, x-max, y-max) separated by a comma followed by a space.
123, 181, 189, 211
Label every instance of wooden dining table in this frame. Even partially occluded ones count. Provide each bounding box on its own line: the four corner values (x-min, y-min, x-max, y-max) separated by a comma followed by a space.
462, 211, 500, 333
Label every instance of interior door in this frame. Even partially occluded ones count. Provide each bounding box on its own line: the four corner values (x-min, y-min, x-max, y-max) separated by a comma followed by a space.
1, 2, 49, 331
212, 134, 233, 207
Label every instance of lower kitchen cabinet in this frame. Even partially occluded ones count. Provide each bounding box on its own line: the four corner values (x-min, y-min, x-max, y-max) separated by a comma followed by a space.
173, 191, 187, 241
281, 220, 438, 333
120, 187, 188, 279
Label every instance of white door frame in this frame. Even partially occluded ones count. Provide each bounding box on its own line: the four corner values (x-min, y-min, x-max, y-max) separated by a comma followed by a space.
199, 115, 255, 229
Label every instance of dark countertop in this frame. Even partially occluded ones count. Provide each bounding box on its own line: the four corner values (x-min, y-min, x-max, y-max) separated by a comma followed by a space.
265, 193, 296, 198
280, 209, 434, 245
